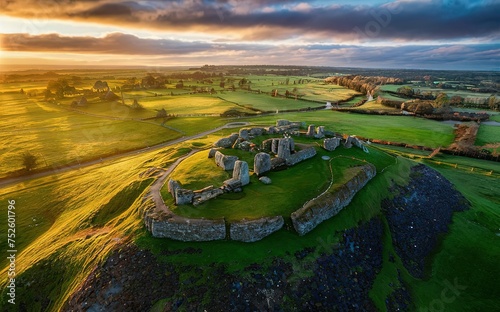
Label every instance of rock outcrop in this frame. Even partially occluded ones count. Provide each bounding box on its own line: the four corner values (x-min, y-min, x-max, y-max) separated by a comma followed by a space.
229, 216, 284, 242
254, 153, 271, 176
323, 138, 341, 151
291, 164, 376, 235
214, 151, 238, 170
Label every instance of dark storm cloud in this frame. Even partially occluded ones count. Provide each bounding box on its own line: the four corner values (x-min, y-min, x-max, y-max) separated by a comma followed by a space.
2, 0, 499, 42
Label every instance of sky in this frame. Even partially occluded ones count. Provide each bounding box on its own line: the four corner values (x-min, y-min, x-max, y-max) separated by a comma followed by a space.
0, 0, 499, 70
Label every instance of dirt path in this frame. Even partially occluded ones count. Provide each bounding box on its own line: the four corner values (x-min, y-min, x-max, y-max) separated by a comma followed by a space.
0, 122, 249, 188
149, 149, 198, 214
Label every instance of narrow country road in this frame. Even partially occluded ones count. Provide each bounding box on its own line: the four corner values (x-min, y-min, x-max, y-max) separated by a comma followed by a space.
0, 122, 249, 188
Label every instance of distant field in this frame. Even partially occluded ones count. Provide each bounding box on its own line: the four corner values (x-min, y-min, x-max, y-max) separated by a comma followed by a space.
380, 84, 491, 99
352, 100, 399, 112
475, 125, 500, 151
137, 94, 255, 115
0, 93, 180, 177
218, 91, 323, 111
250, 111, 455, 148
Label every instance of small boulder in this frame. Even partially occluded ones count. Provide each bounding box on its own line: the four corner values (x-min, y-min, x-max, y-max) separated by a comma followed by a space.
323, 137, 341, 151
259, 176, 272, 185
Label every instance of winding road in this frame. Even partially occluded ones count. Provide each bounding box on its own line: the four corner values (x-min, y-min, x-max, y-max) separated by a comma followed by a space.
0, 122, 250, 188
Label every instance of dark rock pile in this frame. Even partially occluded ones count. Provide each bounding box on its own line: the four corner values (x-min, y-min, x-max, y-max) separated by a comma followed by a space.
382, 164, 469, 278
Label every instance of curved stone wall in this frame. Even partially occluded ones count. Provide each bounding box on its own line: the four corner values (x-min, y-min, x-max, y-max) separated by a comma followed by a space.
229, 216, 285, 242
291, 164, 376, 236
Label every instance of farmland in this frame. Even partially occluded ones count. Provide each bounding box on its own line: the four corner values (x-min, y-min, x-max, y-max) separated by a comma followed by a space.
0, 67, 499, 311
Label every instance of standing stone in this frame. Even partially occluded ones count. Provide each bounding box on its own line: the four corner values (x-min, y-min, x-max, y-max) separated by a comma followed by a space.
344, 136, 354, 148
233, 160, 250, 186
208, 148, 218, 158
323, 137, 341, 151
254, 153, 271, 176
277, 137, 293, 159
276, 119, 289, 127
239, 128, 249, 140
215, 151, 238, 170
175, 188, 194, 205
168, 179, 181, 198
271, 139, 280, 154
261, 139, 273, 152
306, 125, 315, 137
315, 126, 325, 139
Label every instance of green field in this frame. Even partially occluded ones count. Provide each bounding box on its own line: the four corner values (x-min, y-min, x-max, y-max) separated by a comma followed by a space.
218, 91, 324, 111
380, 84, 492, 100
476, 125, 500, 146
250, 110, 454, 148
0, 93, 181, 177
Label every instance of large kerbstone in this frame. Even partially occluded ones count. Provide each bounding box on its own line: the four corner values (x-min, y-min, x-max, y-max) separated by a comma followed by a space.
233, 160, 250, 186
167, 179, 180, 198
214, 133, 239, 148
315, 126, 325, 139
323, 137, 341, 151
214, 151, 238, 170
285, 147, 317, 166
277, 137, 293, 159
175, 188, 194, 205
239, 128, 249, 140
254, 153, 271, 176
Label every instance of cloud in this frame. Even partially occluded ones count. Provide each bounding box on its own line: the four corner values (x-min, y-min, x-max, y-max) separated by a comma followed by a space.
1, 0, 499, 42
1, 32, 498, 70
0, 33, 215, 55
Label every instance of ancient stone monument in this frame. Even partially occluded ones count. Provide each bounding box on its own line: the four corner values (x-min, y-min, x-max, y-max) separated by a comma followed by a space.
142, 119, 376, 243
254, 153, 271, 176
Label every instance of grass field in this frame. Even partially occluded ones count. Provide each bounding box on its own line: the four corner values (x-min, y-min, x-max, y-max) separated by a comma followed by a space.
249, 110, 455, 148
380, 84, 492, 100
218, 91, 324, 111
133, 94, 256, 115
0, 93, 181, 177
353, 100, 400, 112
475, 124, 500, 146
